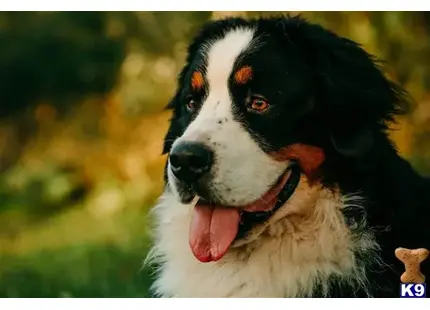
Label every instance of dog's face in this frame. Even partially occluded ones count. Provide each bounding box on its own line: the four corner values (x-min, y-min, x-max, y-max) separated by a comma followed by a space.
162, 16, 407, 262
168, 27, 306, 206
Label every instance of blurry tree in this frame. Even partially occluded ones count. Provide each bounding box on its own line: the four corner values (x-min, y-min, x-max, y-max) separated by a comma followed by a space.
0, 12, 126, 119
107, 12, 212, 57
112, 12, 212, 115
0, 12, 212, 221
0, 12, 126, 172
0, 12, 212, 171
0, 12, 212, 117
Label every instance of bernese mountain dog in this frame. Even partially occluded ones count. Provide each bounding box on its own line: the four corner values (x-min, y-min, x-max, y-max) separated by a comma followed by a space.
146, 15, 430, 297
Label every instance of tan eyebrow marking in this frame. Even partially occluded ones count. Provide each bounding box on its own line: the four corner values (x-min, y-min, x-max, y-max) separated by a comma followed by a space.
234, 66, 253, 85
191, 71, 205, 91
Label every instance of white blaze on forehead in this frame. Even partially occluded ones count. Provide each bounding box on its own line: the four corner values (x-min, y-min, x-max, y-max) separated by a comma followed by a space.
205, 28, 255, 92
178, 27, 256, 141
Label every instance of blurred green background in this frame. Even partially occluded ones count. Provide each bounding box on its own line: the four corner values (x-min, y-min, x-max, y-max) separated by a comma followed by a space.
0, 11, 429, 298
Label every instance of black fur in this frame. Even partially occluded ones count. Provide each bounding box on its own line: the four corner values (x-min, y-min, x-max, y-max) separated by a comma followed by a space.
162, 15, 430, 297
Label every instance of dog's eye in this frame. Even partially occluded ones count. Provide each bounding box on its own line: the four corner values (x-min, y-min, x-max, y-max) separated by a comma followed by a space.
186, 97, 197, 112
249, 97, 270, 112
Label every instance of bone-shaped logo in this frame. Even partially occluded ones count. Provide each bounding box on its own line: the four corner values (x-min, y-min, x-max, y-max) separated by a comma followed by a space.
395, 247, 429, 284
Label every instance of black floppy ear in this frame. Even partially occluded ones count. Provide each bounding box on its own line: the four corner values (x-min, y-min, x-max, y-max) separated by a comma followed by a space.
277, 16, 408, 158
329, 126, 374, 158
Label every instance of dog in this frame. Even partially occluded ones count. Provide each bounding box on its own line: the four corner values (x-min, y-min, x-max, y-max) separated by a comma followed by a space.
146, 15, 430, 297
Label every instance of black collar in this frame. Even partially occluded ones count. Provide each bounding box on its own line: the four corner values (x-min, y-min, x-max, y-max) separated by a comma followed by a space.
275, 163, 301, 210
236, 163, 301, 239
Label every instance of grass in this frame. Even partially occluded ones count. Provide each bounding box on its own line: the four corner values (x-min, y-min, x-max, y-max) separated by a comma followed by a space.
0, 188, 158, 298
0, 243, 155, 298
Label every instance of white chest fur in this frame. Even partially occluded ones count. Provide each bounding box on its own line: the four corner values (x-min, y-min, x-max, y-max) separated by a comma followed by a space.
146, 184, 378, 298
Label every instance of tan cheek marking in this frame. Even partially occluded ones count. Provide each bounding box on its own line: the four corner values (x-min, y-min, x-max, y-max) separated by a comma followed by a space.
234, 66, 253, 85
270, 143, 326, 183
191, 71, 205, 91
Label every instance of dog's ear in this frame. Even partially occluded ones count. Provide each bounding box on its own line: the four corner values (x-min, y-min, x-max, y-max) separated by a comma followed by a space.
278, 16, 409, 158
329, 125, 374, 158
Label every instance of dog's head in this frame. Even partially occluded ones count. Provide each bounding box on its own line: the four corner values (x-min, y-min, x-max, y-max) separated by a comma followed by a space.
161, 16, 408, 262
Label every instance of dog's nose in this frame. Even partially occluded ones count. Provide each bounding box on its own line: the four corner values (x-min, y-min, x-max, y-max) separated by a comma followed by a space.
169, 142, 214, 183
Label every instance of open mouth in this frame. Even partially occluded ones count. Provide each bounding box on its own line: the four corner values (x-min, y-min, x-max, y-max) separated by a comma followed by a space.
189, 163, 301, 263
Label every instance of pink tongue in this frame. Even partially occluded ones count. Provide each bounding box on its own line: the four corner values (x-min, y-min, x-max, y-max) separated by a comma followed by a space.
189, 204, 240, 263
